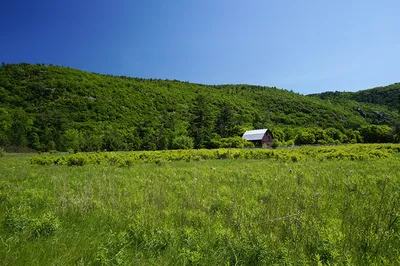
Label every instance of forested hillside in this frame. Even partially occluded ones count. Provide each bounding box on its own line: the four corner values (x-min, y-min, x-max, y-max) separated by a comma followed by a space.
310, 83, 400, 113
0, 63, 399, 152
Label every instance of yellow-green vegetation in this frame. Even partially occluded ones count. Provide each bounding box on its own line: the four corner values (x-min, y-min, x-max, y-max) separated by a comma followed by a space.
1, 145, 400, 265
31, 144, 400, 167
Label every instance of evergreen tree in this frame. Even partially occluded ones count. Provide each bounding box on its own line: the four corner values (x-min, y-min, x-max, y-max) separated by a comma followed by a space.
190, 94, 214, 148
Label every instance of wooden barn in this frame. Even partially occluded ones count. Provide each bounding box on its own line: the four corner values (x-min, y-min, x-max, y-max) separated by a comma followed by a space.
242, 129, 274, 147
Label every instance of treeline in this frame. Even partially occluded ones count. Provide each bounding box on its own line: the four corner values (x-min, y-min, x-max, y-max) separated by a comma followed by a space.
271, 125, 399, 147
0, 63, 399, 152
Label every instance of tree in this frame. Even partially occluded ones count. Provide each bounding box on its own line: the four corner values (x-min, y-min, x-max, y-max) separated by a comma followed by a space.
0, 108, 11, 146
270, 127, 285, 142
376, 125, 394, 143
324, 128, 344, 143
189, 94, 214, 148
171, 136, 194, 149
9, 108, 33, 147
215, 103, 240, 138
295, 130, 316, 145
103, 126, 126, 151
63, 129, 82, 152
360, 125, 393, 143
29, 132, 41, 150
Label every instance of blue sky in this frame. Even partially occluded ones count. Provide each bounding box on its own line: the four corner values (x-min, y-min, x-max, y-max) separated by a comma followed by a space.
1, 0, 399, 94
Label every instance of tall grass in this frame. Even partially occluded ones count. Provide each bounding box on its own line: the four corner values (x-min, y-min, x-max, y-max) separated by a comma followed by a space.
0, 146, 399, 265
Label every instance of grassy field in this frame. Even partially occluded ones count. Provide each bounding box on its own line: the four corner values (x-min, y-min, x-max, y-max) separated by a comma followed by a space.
1, 145, 400, 265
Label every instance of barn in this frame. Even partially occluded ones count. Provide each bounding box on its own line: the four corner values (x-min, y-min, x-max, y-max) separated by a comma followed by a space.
242, 129, 274, 147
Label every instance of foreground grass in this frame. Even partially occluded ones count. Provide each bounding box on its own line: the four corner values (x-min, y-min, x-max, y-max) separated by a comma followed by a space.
1, 147, 400, 265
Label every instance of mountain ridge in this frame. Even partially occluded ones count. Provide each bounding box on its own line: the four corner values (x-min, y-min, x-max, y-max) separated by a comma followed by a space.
0, 63, 399, 151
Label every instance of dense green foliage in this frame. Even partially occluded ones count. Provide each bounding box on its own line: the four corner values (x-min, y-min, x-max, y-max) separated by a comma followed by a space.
311, 83, 400, 117
1, 63, 399, 152
1, 145, 400, 265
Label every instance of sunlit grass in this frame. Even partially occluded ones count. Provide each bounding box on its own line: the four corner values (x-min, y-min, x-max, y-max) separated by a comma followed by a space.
1, 146, 399, 265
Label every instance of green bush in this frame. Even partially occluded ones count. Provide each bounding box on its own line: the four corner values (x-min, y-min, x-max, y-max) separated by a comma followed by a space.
271, 139, 280, 149
108, 155, 120, 165
295, 131, 316, 145
118, 159, 134, 167
47, 141, 56, 152
244, 141, 255, 148
67, 154, 88, 166
30, 156, 52, 165
394, 133, 400, 143
209, 138, 222, 148
171, 136, 194, 150
29, 144, 400, 166
0, 147, 5, 157
284, 139, 295, 146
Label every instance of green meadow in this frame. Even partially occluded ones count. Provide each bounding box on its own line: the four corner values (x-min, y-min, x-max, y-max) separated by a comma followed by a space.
1, 145, 399, 265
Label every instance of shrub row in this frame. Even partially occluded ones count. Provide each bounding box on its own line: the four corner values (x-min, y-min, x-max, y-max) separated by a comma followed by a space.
30, 144, 400, 166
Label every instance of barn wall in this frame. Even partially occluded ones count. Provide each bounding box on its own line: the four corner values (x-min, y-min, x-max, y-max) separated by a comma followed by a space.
261, 131, 273, 146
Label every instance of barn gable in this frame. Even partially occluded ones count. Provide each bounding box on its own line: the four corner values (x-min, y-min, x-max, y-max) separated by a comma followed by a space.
242, 129, 273, 146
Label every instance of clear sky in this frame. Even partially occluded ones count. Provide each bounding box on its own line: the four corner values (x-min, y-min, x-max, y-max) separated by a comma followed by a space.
1, 0, 399, 94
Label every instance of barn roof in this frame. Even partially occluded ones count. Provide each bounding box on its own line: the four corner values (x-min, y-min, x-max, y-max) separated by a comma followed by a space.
242, 129, 269, 141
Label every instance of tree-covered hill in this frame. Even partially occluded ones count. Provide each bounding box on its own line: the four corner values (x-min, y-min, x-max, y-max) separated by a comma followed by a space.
0, 63, 399, 152
310, 83, 400, 112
